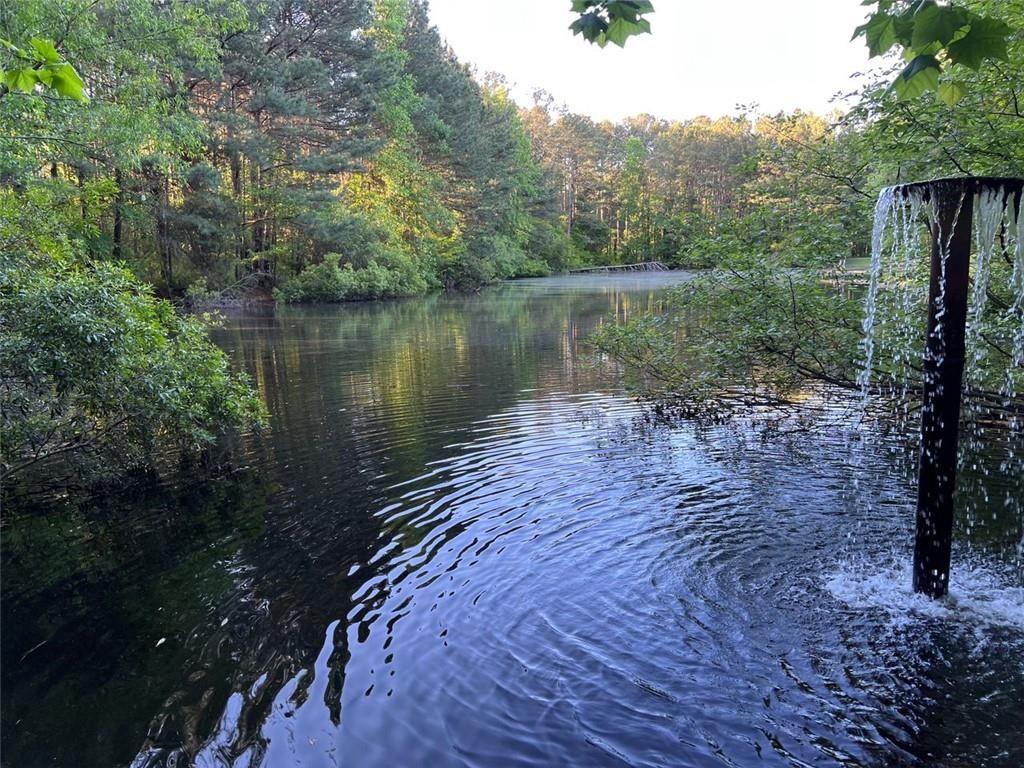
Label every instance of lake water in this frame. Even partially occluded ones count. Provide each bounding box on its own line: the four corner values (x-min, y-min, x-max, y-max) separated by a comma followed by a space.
3, 274, 1022, 767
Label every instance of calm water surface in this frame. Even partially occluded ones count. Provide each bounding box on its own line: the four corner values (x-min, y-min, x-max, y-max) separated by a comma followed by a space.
3, 274, 1023, 768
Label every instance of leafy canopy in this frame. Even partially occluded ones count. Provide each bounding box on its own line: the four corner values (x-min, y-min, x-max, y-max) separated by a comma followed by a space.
853, 0, 1011, 101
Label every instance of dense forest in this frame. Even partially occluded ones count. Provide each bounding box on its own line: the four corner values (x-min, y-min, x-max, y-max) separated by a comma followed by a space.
2, 0, 567, 305
3, 0, 890, 309
523, 106, 869, 267
2, 0, 1022, 489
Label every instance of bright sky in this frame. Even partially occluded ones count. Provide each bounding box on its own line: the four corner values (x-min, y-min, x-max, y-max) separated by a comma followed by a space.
427, 0, 878, 122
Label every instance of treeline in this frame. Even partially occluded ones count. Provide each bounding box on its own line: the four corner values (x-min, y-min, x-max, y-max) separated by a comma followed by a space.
521, 103, 873, 269
2, 0, 880, 307
2, 0, 567, 306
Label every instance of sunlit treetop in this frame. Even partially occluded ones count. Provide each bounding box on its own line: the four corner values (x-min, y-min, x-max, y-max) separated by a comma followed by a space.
569, 1, 654, 48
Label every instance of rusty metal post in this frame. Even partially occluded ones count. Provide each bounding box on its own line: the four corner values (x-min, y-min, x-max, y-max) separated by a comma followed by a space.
891, 177, 1022, 599
912, 181, 973, 598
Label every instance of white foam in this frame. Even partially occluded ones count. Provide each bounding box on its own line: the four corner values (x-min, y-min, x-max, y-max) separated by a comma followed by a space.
825, 557, 1024, 633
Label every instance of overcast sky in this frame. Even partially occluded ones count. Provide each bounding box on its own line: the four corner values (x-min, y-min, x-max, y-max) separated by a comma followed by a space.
426, 0, 878, 121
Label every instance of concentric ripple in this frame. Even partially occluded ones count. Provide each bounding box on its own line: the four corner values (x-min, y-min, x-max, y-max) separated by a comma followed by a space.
175, 391, 1022, 768
3, 276, 1021, 768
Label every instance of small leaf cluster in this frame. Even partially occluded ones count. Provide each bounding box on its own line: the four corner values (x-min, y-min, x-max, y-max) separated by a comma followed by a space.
854, 0, 1010, 102
0, 37, 86, 101
569, 1, 654, 48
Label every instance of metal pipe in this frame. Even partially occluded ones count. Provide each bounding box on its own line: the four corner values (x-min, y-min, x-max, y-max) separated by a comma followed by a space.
912, 181, 974, 598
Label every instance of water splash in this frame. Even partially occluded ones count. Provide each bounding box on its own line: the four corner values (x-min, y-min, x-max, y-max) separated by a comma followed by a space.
860, 180, 1024, 580
826, 555, 1024, 635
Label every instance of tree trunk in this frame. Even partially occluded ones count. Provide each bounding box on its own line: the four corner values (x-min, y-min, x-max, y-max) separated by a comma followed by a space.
113, 167, 124, 260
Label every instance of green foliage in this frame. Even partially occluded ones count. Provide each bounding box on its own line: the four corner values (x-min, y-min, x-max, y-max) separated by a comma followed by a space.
1, 256, 266, 489
0, 36, 86, 100
570, 1, 654, 47
846, 0, 1024, 181
854, 1, 1011, 99
514, 258, 554, 278
525, 218, 570, 273
1, 0, 566, 313
274, 252, 426, 303
592, 254, 865, 414
521, 107, 864, 270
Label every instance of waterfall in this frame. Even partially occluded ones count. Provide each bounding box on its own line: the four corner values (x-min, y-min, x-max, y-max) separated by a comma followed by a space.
858, 185, 930, 408
857, 187, 894, 403
861, 182, 1023, 408
860, 180, 1024, 576
964, 187, 1003, 386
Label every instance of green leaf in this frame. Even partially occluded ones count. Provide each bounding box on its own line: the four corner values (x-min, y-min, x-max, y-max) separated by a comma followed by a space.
605, 17, 642, 46
570, 0, 592, 12
29, 37, 61, 63
937, 80, 968, 106
892, 54, 940, 99
48, 62, 87, 101
902, 40, 940, 60
855, 12, 898, 57
607, 1, 639, 22
911, 3, 967, 48
570, 12, 607, 43
946, 16, 1010, 69
891, 13, 915, 46
4, 67, 38, 92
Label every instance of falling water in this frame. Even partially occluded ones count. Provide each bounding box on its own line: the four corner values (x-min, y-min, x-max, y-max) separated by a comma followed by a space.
959, 187, 1024, 563
859, 180, 1024, 580
858, 186, 930, 411
959, 188, 1005, 540
857, 187, 894, 403
1011, 200, 1024, 375
1007, 200, 1024, 571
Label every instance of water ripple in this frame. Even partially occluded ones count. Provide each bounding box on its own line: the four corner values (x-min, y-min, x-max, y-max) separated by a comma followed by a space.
213, 393, 1022, 767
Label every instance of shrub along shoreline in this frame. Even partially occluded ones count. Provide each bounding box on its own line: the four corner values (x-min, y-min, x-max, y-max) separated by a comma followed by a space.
0, 256, 267, 499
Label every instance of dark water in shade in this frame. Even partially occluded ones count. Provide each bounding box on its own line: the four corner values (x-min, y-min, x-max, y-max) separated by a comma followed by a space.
3, 274, 1023, 768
